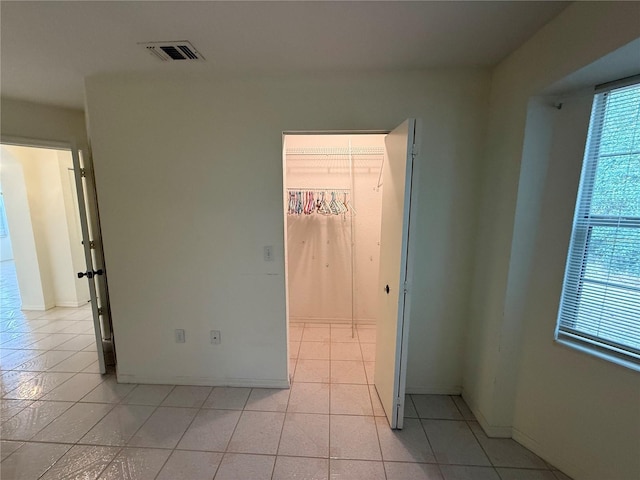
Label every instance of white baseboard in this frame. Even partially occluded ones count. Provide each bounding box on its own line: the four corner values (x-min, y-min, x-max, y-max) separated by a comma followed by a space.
406, 385, 462, 395
20, 304, 48, 311
461, 390, 513, 438
55, 301, 87, 308
115, 371, 290, 389
512, 426, 584, 480
290, 317, 376, 325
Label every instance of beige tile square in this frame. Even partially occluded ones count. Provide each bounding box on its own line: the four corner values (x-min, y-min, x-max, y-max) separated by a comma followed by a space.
369, 385, 386, 417
203, 387, 251, 410
288, 382, 330, 414
299, 341, 331, 360
40, 445, 120, 480
122, 384, 174, 405
33, 402, 114, 443
495, 469, 558, 480
47, 351, 98, 372
356, 327, 376, 343
41, 373, 105, 401
294, 359, 330, 383
0, 442, 71, 480
360, 343, 376, 361
156, 450, 223, 480
289, 327, 304, 342
330, 360, 367, 384
0, 440, 24, 461
127, 406, 198, 448
273, 456, 328, 480
289, 341, 301, 359
0, 399, 32, 422
245, 388, 290, 412
80, 376, 136, 403
384, 462, 443, 479
452, 396, 476, 421
227, 411, 285, 455
330, 415, 381, 460
278, 413, 330, 458
331, 343, 363, 361
80, 404, 155, 446
161, 385, 212, 408
404, 395, 418, 418
364, 362, 375, 384
330, 384, 373, 415
214, 453, 275, 480
97, 447, 170, 480
331, 326, 359, 343
412, 395, 463, 420
4, 371, 75, 400
468, 422, 547, 469
422, 419, 490, 466
178, 409, 241, 451
302, 327, 331, 342
439, 465, 501, 480
375, 416, 435, 463
1, 400, 73, 440
330, 459, 385, 480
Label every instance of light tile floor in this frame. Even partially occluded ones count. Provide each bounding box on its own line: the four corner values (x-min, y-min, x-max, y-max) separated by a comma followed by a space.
0, 261, 572, 479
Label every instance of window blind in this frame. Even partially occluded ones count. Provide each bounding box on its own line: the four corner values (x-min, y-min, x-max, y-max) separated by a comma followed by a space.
556, 79, 640, 367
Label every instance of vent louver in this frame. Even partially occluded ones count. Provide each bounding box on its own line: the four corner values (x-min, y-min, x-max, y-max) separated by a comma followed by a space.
140, 41, 204, 61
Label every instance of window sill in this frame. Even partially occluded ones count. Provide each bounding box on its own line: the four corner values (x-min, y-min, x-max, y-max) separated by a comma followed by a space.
554, 336, 640, 373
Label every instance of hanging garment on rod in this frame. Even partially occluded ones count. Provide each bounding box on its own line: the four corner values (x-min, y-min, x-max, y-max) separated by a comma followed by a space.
287, 189, 353, 217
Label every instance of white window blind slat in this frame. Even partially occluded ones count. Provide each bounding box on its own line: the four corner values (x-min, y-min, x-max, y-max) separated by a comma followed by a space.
556, 81, 640, 368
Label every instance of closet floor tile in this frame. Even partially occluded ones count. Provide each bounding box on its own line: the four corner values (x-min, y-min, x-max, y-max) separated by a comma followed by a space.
330, 360, 367, 384
294, 359, 330, 383
329, 459, 386, 480
273, 456, 328, 480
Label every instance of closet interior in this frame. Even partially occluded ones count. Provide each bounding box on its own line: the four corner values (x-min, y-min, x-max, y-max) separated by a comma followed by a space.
283, 133, 386, 337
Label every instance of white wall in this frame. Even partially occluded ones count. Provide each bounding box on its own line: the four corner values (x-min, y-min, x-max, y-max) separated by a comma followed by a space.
285, 134, 384, 324
0, 147, 48, 309
464, 2, 640, 479
0, 145, 89, 309
0, 182, 14, 261
1, 97, 88, 150
85, 69, 490, 390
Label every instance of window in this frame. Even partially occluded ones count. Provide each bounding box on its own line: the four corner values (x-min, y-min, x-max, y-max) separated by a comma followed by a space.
556, 77, 640, 369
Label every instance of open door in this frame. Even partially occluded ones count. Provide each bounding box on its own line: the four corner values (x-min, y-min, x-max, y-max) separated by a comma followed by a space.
374, 119, 419, 429
71, 145, 114, 374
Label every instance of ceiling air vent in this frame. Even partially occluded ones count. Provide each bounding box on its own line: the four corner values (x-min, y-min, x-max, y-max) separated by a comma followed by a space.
140, 41, 204, 62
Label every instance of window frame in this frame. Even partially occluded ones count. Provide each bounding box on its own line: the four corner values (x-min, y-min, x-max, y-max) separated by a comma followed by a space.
555, 76, 640, 371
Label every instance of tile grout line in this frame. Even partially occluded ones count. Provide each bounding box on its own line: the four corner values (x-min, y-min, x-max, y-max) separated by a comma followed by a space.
327, 322, 332, 480
149, 391, 210, 480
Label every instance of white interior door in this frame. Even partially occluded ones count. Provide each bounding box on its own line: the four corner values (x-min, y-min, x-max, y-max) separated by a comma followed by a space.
374, 119, 418, 429
71, 145, 113, 374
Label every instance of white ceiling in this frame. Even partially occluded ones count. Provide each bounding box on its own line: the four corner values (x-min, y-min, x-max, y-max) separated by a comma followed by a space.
1, 1, 569, 109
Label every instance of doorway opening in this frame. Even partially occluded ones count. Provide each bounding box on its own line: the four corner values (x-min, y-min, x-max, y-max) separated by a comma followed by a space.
282, 121, 418, 429
0, 142, 114, 373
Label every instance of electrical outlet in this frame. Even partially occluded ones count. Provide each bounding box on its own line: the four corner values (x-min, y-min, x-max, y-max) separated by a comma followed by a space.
210, 330, 221, 344
175, 329, 186, 343
264, 245, 274, 262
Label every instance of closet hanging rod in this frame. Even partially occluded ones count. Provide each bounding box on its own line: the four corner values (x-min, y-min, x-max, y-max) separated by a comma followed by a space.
286, 147, 384, 156
287, 187, 351, 192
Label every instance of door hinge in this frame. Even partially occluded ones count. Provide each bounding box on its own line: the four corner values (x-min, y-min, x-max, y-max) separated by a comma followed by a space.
411, 143, 419, 158
403, 281, 410, 294
89, 240, 96, 249
97, 307, 104, 315
396, 396, 402, 406
80, 168, 87, 178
